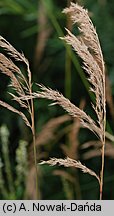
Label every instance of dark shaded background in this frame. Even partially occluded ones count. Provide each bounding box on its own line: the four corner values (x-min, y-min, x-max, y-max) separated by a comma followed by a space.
0, 0, 114, 200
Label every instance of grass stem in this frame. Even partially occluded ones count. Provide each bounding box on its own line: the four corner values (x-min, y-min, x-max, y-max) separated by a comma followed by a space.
31, 94, 40, 199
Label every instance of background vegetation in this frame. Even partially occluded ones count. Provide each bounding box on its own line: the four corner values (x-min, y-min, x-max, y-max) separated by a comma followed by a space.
0, 0, 114, 200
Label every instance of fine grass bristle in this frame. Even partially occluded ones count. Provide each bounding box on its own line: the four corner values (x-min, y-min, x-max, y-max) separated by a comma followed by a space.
0, 36, 39, 199
33, 2, 105, 199
0, 2, 106, 200
39, 157, 100, 183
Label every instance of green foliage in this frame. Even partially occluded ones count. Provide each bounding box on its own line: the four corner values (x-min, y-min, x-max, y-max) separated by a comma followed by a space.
0, 0, 114, 200
0, 125, 28, 199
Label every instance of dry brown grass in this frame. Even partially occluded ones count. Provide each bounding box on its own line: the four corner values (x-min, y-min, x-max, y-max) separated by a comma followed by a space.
0, 2, 107, 200
0, 36, 40, 198
31, 3, 106, 199
40, 157, 100, 183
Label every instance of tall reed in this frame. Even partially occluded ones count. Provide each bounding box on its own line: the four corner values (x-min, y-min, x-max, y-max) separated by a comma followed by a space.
0, 37, 40, 199
31, 3, 106, 199
0, 2, 106, 199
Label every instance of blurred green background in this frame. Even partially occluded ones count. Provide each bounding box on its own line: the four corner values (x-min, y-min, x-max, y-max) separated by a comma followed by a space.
0, 0, 114, 200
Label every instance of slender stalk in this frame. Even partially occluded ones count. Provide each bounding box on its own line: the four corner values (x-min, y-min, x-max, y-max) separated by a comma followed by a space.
100, 142, 105, 199
100, 115, 106, 199
42, 0, 91, 96
27, 63, 40, 199
31, 99, 39, 199
65, 0, 72, 99
65, 48, 71, 99
43, 0, 111, 141
100, 64, 106, 200
31, 97, 40, 199
32, 124, 39, 199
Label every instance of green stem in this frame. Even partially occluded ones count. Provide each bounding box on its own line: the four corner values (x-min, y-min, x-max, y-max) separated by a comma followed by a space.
65, 0, 72, 99
42, 0, 91, 97
65, 42, 72, 99
2, 142, 14, 195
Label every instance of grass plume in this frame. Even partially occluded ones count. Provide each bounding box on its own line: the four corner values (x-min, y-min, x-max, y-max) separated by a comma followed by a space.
40, 157, 100, 183
0, 2, 106, 200
32, 3, 106, 199
0, 36, 39, 198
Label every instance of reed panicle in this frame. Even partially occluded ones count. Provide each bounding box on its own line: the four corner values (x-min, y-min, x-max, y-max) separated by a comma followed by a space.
31, 3, 106, 199
0, 2, 106, 200
39, 157, 100, 183
63, 3, 104, 70
0, 36, 39, 198
33, 84, 101, 138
